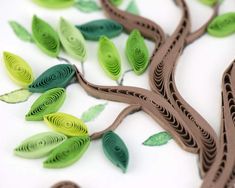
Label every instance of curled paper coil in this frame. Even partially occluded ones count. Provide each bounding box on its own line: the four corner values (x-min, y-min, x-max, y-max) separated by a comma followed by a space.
32, 15, 60, 57
14, 132, 67, 158
102, 131, 129, 173
28, 64, 75, 93
32, 0, 75, 9
76, 19, 123, 41
3, 52, 34, 87
98, 36, 121, 80
125, 29, 149, 75
44, 112, 88, 137
58, 18, 87, 61
43, 136, 90, 168
25, 88, 66, 121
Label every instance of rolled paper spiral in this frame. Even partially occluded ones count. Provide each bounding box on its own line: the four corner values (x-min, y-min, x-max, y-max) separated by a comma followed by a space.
32, 0, 75, 9
102, 131, 129, 173
3, 52, 34, 87
58, 18, 87, 61
28, 64, 75, 93
76, 19, 123, 41
125, 29, 149, 75
207, 12, 235, 37
51, 181, 80, 188
25, 88, 66, 121
32, 15, 60, 57
43, 136, 90, 168
98, 36, 121, 80
109, 0, 123, 6
14, 132, 67, 158
44, 112, 88, 137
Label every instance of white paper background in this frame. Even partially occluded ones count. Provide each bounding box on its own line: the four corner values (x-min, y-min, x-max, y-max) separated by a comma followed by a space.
0, 0, 235, 187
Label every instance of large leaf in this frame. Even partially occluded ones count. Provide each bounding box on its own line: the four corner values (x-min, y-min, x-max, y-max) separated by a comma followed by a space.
199, 0, 217, 6
126, 0, 139, 15
74, 0, 101, 13
9, 21, 33, 42
76, 19, 123, 41
81, 103, 107, 122
207, 12, 235, 37
98, 36, 121, 80
58, 18, 87, 61
14, 132, 67, 158
143, 131, 172, 146
44, 112, 88, 137
3, 52, 34, 87
109, 0, 123, 6
28, 64, 75, 93
25, 88, 66, 121
32, 0, 75, 9
0, 89, 32, 104
102, 131, 129, 173
125, 29, 149, 75
43, 136, 90, 168
32, 15, 60, 57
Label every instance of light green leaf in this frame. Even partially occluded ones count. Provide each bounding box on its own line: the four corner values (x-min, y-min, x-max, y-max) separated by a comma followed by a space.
126, 0, 139, 15
74, 0, 101, 13
143, 131, 172, 146
81, 103, 107, 122
9, 21, 33, 42
0, 89, 32, 104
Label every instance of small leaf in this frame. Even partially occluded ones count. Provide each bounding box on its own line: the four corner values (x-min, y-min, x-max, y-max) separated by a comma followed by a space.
98, 36, 121, 80
125, 29, 149, 75
74, 0, 101, 13
44, 112, 88, 137
198, 0, 217, 6
143, 131, 172, 146
81, 103, 107, 122
43, 136, 90, 168
25, 88, 66, 121
3, 52, 34, 87
109, 0, 123, 6
76, 19, 123, 41
207, 12, 235, 37
58, 18, 87, 61
32, 15, 60, 57
0, 89, 32, 104
32, 0, 75, 9
126, 0, 139, 15
14, 132, 67, 158
102, 131, 129, 173
28, 64, 76, 93
9, 21, 33, 42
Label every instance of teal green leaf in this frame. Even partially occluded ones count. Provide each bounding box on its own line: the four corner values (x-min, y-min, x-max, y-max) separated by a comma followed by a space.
14, 132, 67, 158
102, 131, 129, 173
32, 0, 75, 9
58, 18, 87, 61
198, 0, 217, 6
81, 103, 107, 122
74, 0, 101, 13
98, 36, 121, 80
143, 131, 172, 146
109, 0, 123, 6
32, 15, 60, 57
25, 88, 66, 121
9, 21, 33, 42
43, 136, 90, 168
0, 89, 32, 104
126, 0, 139, 15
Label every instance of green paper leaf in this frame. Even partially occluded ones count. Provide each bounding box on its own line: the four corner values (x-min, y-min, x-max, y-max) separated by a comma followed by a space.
102, 131, 129, 173
44, 112, 89, 137
0, 89, 32, 104
25, 88, 66, 121
3, 52, 34, 87
143, 131, 172, 146
126, 0, 139, 15
109, 0, 123, 6
14, 132, 67, 158
98, 36, 121, 80
207, 12, 235, 37
58, 18, 87, 61
76, 19, 123, 41
32, 15, 60, 57
9, 21, 33, 42
198, 0, 217, 6
43, 136, 90, 168
32, 0, 75, 9
74, 0, 101, 13
81, 103, 107, 122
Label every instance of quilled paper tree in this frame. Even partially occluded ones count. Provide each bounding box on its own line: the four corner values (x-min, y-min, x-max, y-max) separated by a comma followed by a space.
3, 0, 235, 187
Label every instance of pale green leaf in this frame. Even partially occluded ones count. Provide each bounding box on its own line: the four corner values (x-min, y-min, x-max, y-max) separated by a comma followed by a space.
126, 0, 139, 15
81, 103, 107, 122
9, 21, 33, 42
143, 131, 172, 146
74, 0, 101, 13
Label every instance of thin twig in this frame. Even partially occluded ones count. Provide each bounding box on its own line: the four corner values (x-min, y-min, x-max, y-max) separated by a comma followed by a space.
119, 69, 133, 86
57, 56, 72, 64
81, 62, 85, 76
